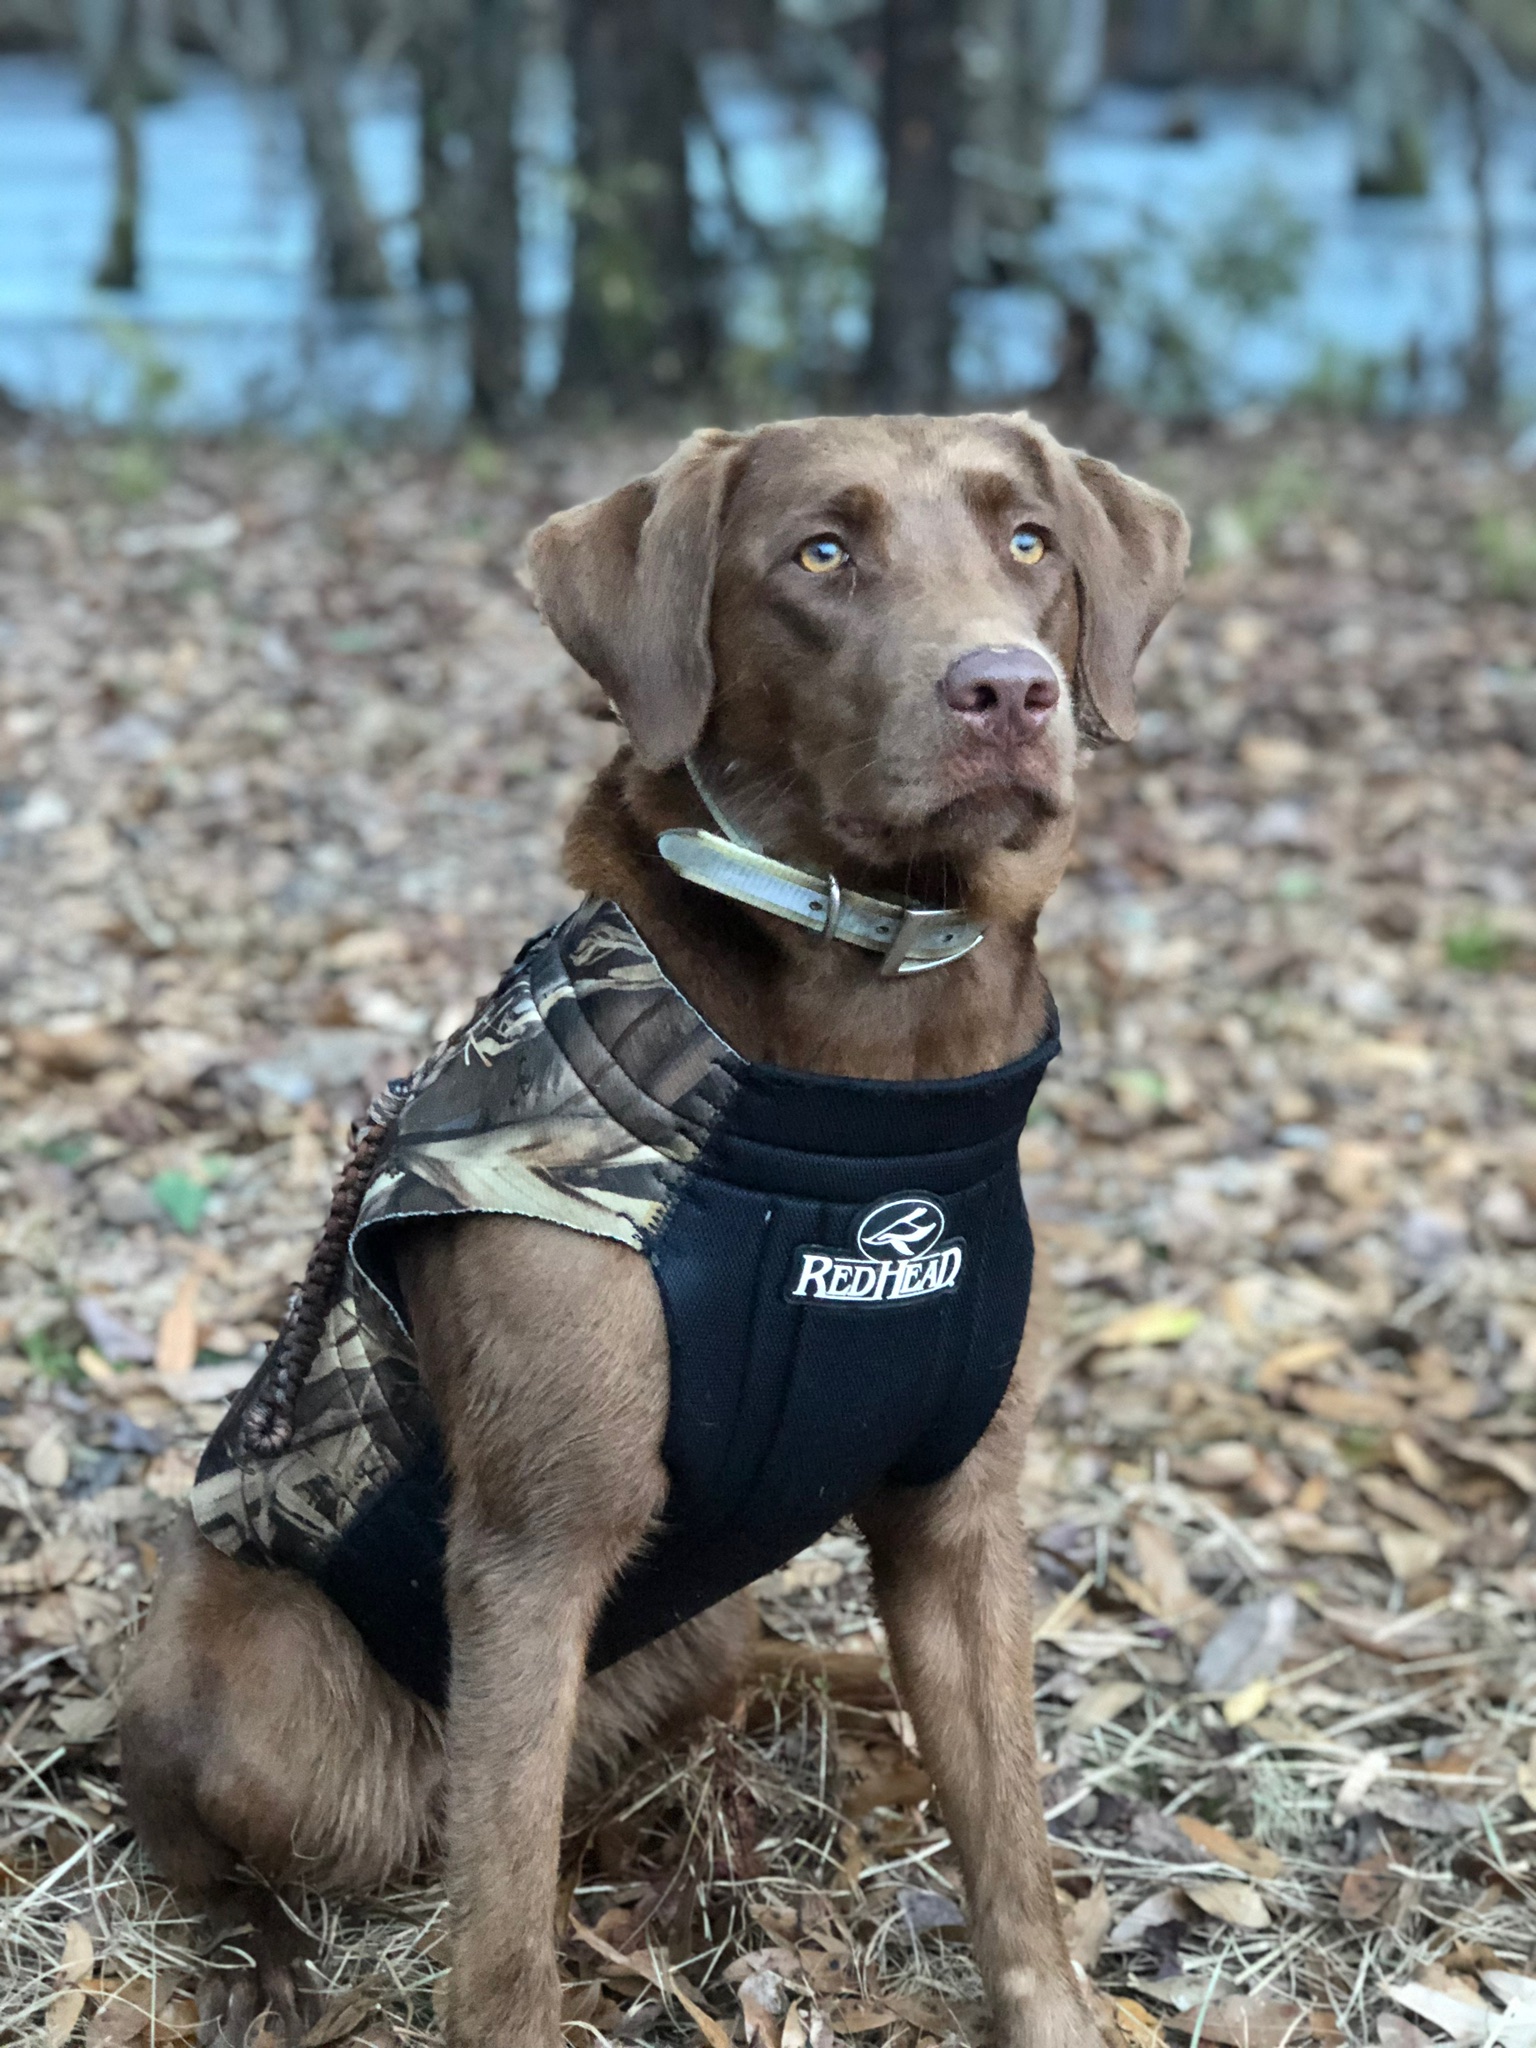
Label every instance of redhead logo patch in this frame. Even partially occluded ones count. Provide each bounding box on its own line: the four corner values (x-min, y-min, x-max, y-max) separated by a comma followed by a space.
788, 1196, 963, 1305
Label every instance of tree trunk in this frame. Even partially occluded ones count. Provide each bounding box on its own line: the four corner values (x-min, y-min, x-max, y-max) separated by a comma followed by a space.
1126, 0, 1189, 87
194, 0, 288, 85
282, 0, 392, 298
137, 0, 179, 100
557, 0, 716, 407
1462, 56, 1501, 416
96, 88, 141, 289
78, 0, 143, 291
1301, 0, 1349, 95
954, 0, 1049, 288
460, 0, 523, 428
865, 0, 961, 412
412, 0, 469, 286
1050, 301, 1098, 399
1046, 0, 1105, 113
1350, 0, 1429, 197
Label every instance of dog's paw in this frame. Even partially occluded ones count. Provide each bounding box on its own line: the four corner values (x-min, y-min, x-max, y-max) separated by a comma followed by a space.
197, 1902, 316, 2048
197, 1966, 315, 2048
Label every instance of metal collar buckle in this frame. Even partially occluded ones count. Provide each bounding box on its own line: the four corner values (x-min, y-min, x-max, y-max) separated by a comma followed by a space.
880, 904, 981, 977
818, 872, 842, 942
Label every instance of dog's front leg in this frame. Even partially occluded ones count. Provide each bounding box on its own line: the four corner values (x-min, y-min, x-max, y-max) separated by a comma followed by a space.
403, 1220, 672, 2048
858, 1391, 1106, 2048
441, 1516, 651, 2045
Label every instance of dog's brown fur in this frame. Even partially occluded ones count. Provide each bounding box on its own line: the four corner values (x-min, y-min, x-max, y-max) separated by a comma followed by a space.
121, 413, 1187, 2048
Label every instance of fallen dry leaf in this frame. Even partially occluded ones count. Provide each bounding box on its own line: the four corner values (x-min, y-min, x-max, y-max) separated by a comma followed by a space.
45, 1990, 86, 2048
84, 1992, 158, 2048
73, 1346, 119, 1388
142, 1446, 201, 1501
1254, 1337, 1346, 1391
1222, 1679, 1271, 1726
1126, 1520, 1214, 1637
569, 1916, 732, 2048
1185, 1879, 1272, 1930
1482, 1972, 1536, 2015
23, 1427, 71, 1491
1175, 1815, 1284, 1880
1334, 1749, 1393, 1819
1390, 1432, 1447, 1495
1384, 1982, 1491, 2046
1377, 1528, 1446, 1582
1272, 1509, 1377, 1559
1453, 1439, 1536, 1496
735, 1969, 786, 2048
1092, 1302, 1204, 1351
1062, 1880, 1112, 1970
1067, 1680, 1145, 1733
822, 2000, 901, 2035
300, 1988, 387, 2046
1108, 1888, 1189, 1949
1322, 1605, 1460, 1663
58, 1920, 93, 1983
1356, 1473, 1462, 1543
51, 1695, 116, 1744
1377, 2017, 1435, 2048
798, 1946, 859, 2002
1291, 1382, 1407, 1429
1194, 1591, 1297, 1694
897, 1888, 965, 1935
154, 1268, 203, 1377
1338, 1854, 1397, 1923
1111, 1997, 1167, 2048
0, 1535, 92, 1597
1162, 1995, 1308, 2047
1366, 1783, 1480, 1834
1174, 1440, 1258, 1487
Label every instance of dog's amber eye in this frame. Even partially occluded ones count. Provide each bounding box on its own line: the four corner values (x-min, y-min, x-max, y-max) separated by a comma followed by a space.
1009, 525, 1047, 566
796, 536, 847, 574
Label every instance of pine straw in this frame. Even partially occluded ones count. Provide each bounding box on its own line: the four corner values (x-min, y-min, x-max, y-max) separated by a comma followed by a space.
2, 1493, 1533, 2046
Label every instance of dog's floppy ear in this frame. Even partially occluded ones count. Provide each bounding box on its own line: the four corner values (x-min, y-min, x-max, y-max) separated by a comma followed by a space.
1055, 447, 1190, 744
524, 428, 745, 770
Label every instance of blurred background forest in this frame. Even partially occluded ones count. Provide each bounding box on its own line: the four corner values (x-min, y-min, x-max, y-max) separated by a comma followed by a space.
0, 0, 1535, 429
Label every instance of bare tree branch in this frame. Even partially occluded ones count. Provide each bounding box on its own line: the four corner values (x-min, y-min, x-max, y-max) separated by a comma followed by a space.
280, 0, 392, 299
192, 0, 287, 86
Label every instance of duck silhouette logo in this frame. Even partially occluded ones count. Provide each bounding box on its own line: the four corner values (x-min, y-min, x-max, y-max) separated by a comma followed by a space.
856, 1198, 946, 1260
788, 1195, 963, 1305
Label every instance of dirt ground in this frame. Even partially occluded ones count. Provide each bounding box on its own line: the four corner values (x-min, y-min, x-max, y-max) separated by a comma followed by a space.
1, 414, 1534, 2048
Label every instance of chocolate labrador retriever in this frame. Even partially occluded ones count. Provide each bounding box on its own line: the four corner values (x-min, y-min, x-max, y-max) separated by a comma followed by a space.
121, 411, 1187, 2048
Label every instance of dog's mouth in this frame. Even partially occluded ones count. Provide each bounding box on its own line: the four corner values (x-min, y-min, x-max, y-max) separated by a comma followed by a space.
822, 733, 1071, 866
828, 776, 1068, 867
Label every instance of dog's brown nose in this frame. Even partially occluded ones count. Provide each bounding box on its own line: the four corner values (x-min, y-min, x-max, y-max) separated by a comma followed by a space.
939, 646, 1060, 741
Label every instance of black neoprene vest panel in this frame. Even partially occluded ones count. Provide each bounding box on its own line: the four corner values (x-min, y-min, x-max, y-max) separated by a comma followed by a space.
314, 1034, 1057, 1708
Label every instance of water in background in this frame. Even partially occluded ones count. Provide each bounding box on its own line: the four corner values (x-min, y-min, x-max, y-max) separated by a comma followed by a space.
0, 50, 1533, 429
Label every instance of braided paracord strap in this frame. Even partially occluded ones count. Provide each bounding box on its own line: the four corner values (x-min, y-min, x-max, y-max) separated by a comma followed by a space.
240, 1075, 414, 1459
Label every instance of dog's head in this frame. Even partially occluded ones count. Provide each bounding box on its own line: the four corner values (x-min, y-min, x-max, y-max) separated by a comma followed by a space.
526, 414, 1188, 875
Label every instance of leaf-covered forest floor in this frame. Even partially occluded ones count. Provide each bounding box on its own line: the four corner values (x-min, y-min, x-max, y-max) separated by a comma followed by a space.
1, 416, 1534, 2048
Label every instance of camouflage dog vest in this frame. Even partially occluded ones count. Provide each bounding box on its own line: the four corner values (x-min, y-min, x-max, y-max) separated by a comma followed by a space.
192, 898, 1059, 1705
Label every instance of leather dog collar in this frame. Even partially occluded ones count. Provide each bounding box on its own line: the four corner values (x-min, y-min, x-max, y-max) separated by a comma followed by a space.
656, 757, 986, 977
